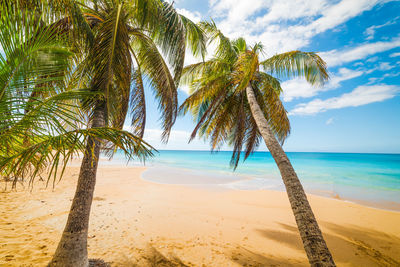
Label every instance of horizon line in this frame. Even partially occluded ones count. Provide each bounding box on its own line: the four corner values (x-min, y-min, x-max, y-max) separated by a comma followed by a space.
142, 149, 400, 155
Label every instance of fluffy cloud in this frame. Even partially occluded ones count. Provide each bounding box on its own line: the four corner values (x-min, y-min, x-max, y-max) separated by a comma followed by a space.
282, 68, 363, 102
122, 126, 187, 142
326, 118, 334, 125
364, 16, 399, 40
122, 126, 198, 149
290, 85, 399, 115
176, 8, 202, 23
183, 1, 398, 93
366, 56, 379, 63
319, 37, 400, 67
378, 62, 395, 70
143, 128, 191, 143
139, 128, 211, 150
209, 0, 384, 54
390, 52, 400, 57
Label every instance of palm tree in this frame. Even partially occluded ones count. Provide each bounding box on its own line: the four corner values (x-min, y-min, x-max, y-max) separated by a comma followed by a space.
41, 0, 206, 265
180, 22, 335, 266
0, 2, 152, 188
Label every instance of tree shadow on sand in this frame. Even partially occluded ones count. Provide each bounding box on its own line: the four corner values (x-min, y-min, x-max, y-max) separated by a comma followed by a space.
89, 259, 111, 267
251, 222, 400, 266
116, 245, 189, 267
91, 223, 400, 266
228, 246, 306, 267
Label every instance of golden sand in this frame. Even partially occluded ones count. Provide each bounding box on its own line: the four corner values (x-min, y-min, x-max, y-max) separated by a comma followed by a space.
1, 166, 400, 266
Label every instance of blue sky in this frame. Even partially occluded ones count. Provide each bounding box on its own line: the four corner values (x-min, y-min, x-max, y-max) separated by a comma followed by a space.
135, 0, 400, 153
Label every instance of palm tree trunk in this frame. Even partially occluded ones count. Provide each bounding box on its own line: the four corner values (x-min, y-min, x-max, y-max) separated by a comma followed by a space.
246, 85, 335, 267
48, 105, 105, 267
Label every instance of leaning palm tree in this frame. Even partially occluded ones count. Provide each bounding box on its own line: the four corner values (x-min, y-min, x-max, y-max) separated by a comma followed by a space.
180, 22, 335, 266
42, 0, 206, 265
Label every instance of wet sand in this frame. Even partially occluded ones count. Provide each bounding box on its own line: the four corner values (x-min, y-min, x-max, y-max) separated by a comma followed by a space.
1, 165, 400, 266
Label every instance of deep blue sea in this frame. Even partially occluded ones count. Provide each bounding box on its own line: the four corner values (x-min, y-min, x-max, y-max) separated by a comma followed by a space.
104, 150, 400, 211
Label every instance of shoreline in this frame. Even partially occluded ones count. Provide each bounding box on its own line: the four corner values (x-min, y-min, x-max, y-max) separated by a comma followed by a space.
86, 150, 400, 213
71, 158, 400, 212
138, 164, 400, 212
2, 165, 399, 266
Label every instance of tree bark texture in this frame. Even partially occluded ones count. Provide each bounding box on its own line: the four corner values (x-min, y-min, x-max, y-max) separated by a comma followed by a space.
48, 105, 105, 267
246, 85, 335, 267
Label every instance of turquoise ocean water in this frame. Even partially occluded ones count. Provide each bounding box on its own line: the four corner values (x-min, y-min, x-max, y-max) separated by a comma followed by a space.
106, 150, 400, 211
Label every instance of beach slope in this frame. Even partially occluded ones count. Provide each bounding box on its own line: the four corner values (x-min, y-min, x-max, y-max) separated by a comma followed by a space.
1, 166, 399, 266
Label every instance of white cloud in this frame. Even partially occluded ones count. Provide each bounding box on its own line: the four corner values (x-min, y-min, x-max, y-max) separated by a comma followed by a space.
390, 52, 400, 57
319, 37, 400, 67
255, 0, 327, 23
211, 0, 266, 22
326, 118, 334, 125
383, 71, 400, 78
290, 84, 399, 115
121, 127, 194, 147
176, 8, 202, 23
363, 61, 398, 78
282, 67, 363, 102
329, 68, 364, 87
210, 0, 384, 55
366, 56, 379, 62
130, 128, 212, 150
298, 0, 379, 35
143, 128, 190, 143
183, 48, 201, 66
378, 62, 395, 70
178, 1, 398, 86
364, 16, 399, 40
178, 84, 190, 94
364, 27, 377, 40
124, 126, 233, 150
367, 77, 382, 84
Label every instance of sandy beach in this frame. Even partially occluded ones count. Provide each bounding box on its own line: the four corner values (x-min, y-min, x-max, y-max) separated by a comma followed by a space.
1, 165, 400, 266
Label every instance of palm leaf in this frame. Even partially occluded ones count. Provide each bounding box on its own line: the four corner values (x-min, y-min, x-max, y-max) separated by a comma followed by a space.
85, 2, 132, 131
131, 30, 177, 142
129, 66, 146, 139
0, 127, 154, 188
261, 51, 329, 86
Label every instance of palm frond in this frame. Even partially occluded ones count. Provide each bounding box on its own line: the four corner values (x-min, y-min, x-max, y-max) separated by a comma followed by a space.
131, 30, 177, 142
228, 92, 247, 168
149, 2, 207, 86
0, 127, 154, 188
232, 37, 247, 53
0, 3, 71, 99
129, 66, 146, 139
243, 115, 261, 160
179, 15, 207, 60
180, 59, 230, 91
253, 81, 290, 143
126, 0, 162, 30
231, 50, 259, 93
152, 2, 186, 84
261, 51, 329, 86
199, 20, 236, 62
85, 2, 132, 131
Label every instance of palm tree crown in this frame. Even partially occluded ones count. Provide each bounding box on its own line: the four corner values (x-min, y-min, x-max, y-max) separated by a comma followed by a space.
61, 0, 207, 141
0, 1, 153, 187
180, 21, 328, 167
